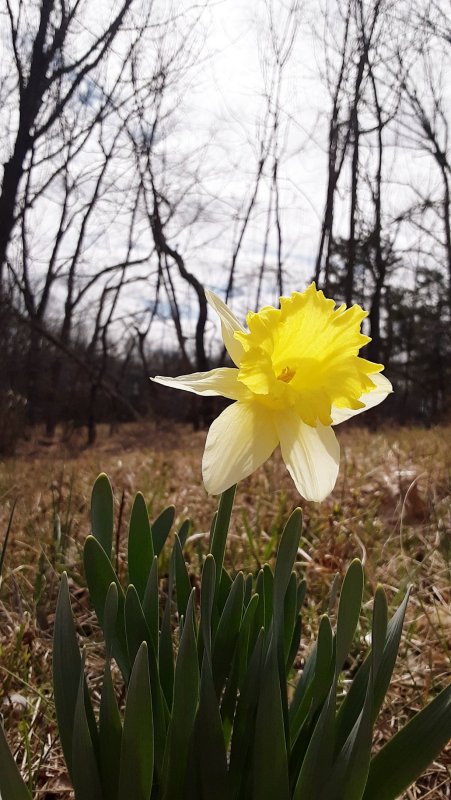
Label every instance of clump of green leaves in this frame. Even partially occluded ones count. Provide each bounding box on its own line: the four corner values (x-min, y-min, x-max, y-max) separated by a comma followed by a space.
1, 474, 450, 800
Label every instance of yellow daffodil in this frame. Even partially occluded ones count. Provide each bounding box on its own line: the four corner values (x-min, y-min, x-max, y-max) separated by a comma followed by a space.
152, 283, 392, 501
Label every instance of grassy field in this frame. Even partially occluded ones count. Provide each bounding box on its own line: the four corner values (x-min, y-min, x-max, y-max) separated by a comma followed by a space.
0, 420, 450, 798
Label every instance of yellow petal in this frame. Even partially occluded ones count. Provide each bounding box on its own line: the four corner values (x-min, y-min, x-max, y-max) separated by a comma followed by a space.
274, 410, 340, 501
235, 283, 384, 425
331, 373, 393, 425
205, 290, 245, 366
152, 368, 250, 400
202, 401, 278, 494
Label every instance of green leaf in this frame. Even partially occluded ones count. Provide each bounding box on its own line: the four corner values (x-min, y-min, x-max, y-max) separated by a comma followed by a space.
209, 485, 236, 594
244, 573, 253, 607
297, 578, 307, 614
363, 684, 451, 800
334, 588, 410, 754
174, 534, 192, 619
262, 564, 274, 631
99, 661, 122, 800
142, 556, 159, 655
249, 570, 265, 652
72, 657, 103, 800
335, 560, 364, 673
217, 567, 234, 616
0, 720, 32, 800
253, 640, 290, 800
290, 615, 334, 746
124, 585, 167, 773
196, 657, 229, 800
220, 593, 260, 745
236, 592, 260, 686
118, 643, 154, 800
372, 588, 411, 720
283, 572, 298, 668
286, 614, 302, 676
273, 508, 302, 633
91, 473, 114, 560
161, 591, 199, 800
84, 535, 129, 681
151, 506, 175, 557
159, 596, 174, 711
177, 518, 191, 548
103, 582, 119, 661
53, 572, 83, 779
128, 492, 154, 600
229, 629, 264, 796
212, 571, 244, 696
292, 682, 337, 800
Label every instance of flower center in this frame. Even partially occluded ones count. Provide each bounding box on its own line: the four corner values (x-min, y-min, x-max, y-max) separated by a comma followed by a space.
234, 284, 384, 426
277, 366, 296, 384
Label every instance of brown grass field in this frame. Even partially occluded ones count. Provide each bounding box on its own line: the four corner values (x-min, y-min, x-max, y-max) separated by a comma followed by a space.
0, 420, 450, 798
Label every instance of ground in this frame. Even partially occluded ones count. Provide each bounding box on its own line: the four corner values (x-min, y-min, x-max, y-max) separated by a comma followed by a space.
0, 420, 450, 798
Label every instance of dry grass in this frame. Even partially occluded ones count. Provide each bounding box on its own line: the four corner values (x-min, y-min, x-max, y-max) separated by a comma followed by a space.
0, 419, 450, 798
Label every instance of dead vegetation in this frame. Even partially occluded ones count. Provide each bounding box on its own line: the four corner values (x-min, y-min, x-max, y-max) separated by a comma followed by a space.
0, 420, 450, 798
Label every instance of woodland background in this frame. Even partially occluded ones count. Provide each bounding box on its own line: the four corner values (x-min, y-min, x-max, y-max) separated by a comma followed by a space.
0, 0, 450, 450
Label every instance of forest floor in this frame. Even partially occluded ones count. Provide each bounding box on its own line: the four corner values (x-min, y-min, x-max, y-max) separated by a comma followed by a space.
0, 419, 450, 799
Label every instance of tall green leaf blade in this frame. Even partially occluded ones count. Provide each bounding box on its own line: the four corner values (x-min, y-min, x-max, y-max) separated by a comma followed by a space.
161, 591, 199, 800
174, 534, 192, 619
0, 721, 32, 800
335, 560, 364, 672
209, 485, 236, 594
262, 564, 274, 632
53, 572, 83, 779
273, 508, 302, 632
217, 567, 234, 615
334, 588, 410, 754
229, 629, 264, 796
72, 659, 103, 800
142, 556, 159, 654
118, 643, 154, 800
151, 506, 175, 557
236, 592, 259, 686
91, 473, 114, 560
99, 662, 122, 800
84, 535, 129, 681
290, 615, 334, 743
244, 572, 253, 607
177, 518, 191, 549
159, 596, 174, 711
363, 684, 451, 800
371, 588, 411, 720
128, 492, 154, 600
283, 572, 298, 667
196, 657, 229, 800
253, 640, 290, 800
212, 571, 244, 696
103, 582, 118, 661
292, 682, 337, 800
124, 585, 167, 773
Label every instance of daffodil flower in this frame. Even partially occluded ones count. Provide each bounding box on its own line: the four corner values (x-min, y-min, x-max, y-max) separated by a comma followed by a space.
152, 283, 392, 501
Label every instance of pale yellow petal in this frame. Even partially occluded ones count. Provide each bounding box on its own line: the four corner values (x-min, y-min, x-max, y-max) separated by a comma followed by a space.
275, 410, 340, 501
331, 373, 393, 425
202, 401, 278, 495
205, 289, 245, 367
152, 368, 250, 400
